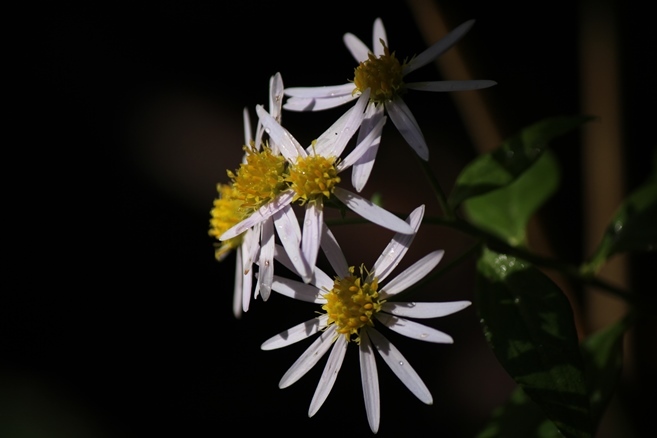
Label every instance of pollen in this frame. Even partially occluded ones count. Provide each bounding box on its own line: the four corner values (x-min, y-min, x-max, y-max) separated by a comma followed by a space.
229, 145, 288, 213
286, 154, 340, 205
322, 265, 382, 342
353, 40, 406, 103
209, 183, 246, 261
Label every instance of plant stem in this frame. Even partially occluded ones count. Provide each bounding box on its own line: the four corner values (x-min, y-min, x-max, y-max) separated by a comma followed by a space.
425, 216, 637, 304
416, 155, 454, 220
324, 213, 637, 304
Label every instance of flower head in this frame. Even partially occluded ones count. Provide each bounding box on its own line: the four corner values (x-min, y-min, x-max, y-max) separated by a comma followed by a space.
228, 144, 288, 214
209, 72, 288, 316
261, 205, 471, 433
220, 89, 416, 284
208, 178, 259, 318
353, 40, 406, 104
284, 18, 496, 191
209, 182, 246, 262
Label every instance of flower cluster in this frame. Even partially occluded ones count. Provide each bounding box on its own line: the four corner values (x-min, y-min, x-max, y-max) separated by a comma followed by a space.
209, 18, 494, 433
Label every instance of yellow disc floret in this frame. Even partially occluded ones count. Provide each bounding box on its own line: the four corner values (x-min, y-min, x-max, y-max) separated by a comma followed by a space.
286, 154, 340, 205
322, 265, 382, 342
353, 40, 406, 103
209, 183, 246, 261
228, 145, 288, 213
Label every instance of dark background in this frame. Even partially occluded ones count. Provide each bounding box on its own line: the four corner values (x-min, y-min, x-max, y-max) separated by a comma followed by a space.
5, 1, 654, 437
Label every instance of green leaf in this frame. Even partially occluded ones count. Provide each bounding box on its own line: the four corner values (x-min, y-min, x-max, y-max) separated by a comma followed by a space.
585, 178, 657, 273
476, 386, 562, 438
476, 247, 593, 438
449, 115, 593, 208
477, 317, 631, 438
581, 316, 630, 426
370, 192, 383, 207
462, 150, 560, 247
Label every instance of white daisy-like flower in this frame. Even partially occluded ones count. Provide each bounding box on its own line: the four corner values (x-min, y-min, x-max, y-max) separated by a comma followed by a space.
261, 205, 471, 433
220, 88, 416, 285
209, 72, 287, 316
209, 182, 256, 319
284, 18, 497, 191
209, 132, 274, 317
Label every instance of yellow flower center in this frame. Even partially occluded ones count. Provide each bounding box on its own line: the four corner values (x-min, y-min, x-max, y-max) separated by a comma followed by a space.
322, 266, 382, 342
286, 153, 340, 205
209, 183, 246, 261
353, 40, 406, 103
228, 145, 288, 213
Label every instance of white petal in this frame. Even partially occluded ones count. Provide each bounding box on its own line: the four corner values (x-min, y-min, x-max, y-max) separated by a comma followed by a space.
337, 107, 386, 172
312, 106, 357, 157
380, 250, 444, 298
375, 313, 454, 343
255, 119, 265, 153
333, 187, 414, 234
343, 32, 370, 62
403, 19, 475, 76
257, 219, 275, 301
313, 90, 370, 158
372, 17, 387, 57
381, 301, 472, 319
272, 243, 299, 276
269, 72, 284, 122
271, 275, 325, 303
284, 83, 355, 98
320, 223, 349, 278
350, 144, 379, 194
406, 80, 497, 92
273, 203, 313, 283
279, 325, 337, 388
368, 328, 432, 404
283, 94, 358, 112
261, 314, 328, 350
238, 228, 258, 308
242, 107, 253, 146
309, 334, 348, 417
273, 244, 333, 291
311, 265, 335, 292
255, 104, 306, 160
253, 273, 261, 300
372, 205, 425, 283
242, 225, 261, 270
348, 104, 385, 192
220, 191, 294, 241
273, 202, 301, 241
359, 329, 380, 434
232, 249, 244, 319
386, 98, 428, 161
302, 201, 323, 273
240, 258, 253, 313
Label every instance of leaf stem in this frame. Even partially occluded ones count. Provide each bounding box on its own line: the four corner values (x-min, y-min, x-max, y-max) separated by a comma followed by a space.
424, 216, 637, 304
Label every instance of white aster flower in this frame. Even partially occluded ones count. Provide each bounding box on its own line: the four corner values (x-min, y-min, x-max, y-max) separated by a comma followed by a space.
284, 18, 497, 191
210, 73, 287, 316
220, 88, 416, 285
261, 205, 471, 433
209, 182, 256, 319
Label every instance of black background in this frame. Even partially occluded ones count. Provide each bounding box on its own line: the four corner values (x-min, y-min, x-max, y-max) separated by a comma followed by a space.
5, 1, 654, 437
